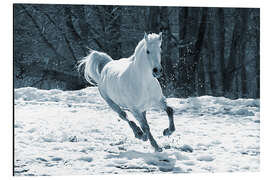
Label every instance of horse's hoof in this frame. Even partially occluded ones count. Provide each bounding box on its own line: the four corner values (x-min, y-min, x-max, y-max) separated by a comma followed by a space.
155, 147, 163, 152
119, 111, 127, 119
134, 131, 143, 139
141, 133, 148, 141
163, 128, 174, 136
135, 133, 148, 141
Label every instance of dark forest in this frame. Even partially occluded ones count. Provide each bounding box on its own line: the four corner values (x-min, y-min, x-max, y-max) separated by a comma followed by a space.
13, 4, 260, 99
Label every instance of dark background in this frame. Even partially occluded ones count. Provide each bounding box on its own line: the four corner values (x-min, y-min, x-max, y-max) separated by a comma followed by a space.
13, 4, 260, 99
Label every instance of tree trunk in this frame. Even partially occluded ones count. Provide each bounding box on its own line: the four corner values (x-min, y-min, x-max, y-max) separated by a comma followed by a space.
160, 7, 173, 96
146, 6, 161, 33
211, 8, 225, 96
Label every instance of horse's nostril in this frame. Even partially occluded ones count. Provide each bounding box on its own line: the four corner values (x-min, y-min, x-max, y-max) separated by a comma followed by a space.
153, 68, 158, 73
160, 68, 163, 72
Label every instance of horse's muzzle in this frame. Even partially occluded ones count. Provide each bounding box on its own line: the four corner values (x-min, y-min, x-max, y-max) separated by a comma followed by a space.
152, 67, 162, 78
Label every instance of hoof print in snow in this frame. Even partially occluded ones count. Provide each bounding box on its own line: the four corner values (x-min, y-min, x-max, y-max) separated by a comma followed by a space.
69, 136, 78, 142
24, 173, 35, 176
234, 109, 254, 116
110, 141, 124, 146
45, 163, 57, 167
36, 157, 48, 162
183, 161, 195, 166
164, 145, 171, 149
14, 168, 29, 174
51, 157, 63, 161
159, 167, 173, 172
179, 144, 193, 153
159, 159, 170, 163
241, 150, 260, 156
78, 157, 93, 162
197, 155, 214, 162
211, 140, 222, 145
118, 146, 127, 151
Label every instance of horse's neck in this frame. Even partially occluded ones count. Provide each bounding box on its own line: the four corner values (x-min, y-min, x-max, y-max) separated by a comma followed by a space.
131, 51, 153, 83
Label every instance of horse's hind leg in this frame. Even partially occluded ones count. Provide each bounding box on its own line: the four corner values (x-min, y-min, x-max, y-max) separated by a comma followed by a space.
160, 98, 175, 136
132, 110, 162, 152
98, 89, 144, 140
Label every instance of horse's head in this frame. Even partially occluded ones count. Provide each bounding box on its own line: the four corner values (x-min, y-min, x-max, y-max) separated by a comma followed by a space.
143, 32, 163, 78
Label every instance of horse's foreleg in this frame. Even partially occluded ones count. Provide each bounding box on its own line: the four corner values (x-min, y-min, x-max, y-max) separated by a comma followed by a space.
160, 98, 175, 136
98, 89, 144, 140
132, 111, 162, 152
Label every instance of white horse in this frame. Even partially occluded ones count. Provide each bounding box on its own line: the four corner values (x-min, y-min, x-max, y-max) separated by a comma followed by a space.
78, 32, 175, 152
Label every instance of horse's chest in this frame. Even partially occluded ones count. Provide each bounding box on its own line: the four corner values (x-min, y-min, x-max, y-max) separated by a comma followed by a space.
101, 69, 162, 111
128, 83, 160, 110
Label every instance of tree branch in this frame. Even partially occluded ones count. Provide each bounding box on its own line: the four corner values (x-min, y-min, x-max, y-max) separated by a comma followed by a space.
21, 5, 67, 62
32, 6, 78, 63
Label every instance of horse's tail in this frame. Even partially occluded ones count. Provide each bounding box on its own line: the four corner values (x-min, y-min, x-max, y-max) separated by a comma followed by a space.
77, 50, 112, 85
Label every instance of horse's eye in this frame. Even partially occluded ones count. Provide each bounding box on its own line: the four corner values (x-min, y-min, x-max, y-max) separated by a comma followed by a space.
146, 50, 150, 54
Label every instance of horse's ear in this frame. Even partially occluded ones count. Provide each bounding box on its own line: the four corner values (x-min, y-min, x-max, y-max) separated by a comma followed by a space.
159, 32, 162, 41
144, 32, 148, 43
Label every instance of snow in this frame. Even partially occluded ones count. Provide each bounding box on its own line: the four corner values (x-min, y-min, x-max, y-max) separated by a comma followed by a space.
14, 87, 260, 176
179, 145, 193, 153
196, 155, 215, 162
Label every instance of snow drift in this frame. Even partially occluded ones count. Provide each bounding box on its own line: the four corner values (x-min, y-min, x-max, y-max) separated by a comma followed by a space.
14, 87, 260, 176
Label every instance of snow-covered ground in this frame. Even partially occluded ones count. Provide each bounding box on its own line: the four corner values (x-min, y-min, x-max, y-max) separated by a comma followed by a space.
14, 87, 260, 176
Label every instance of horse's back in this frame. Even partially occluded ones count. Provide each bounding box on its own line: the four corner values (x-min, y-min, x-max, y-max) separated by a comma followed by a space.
103, 58, 131, 77
99, 58, 134, 105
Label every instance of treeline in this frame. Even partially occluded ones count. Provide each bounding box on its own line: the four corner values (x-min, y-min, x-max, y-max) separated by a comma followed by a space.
13, 4, 260, 99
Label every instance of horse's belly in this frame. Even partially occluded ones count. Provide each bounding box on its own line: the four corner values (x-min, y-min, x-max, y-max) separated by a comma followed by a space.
102, 82, 152, 111
100, 74, 130, 108
119, 85, 162, 111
